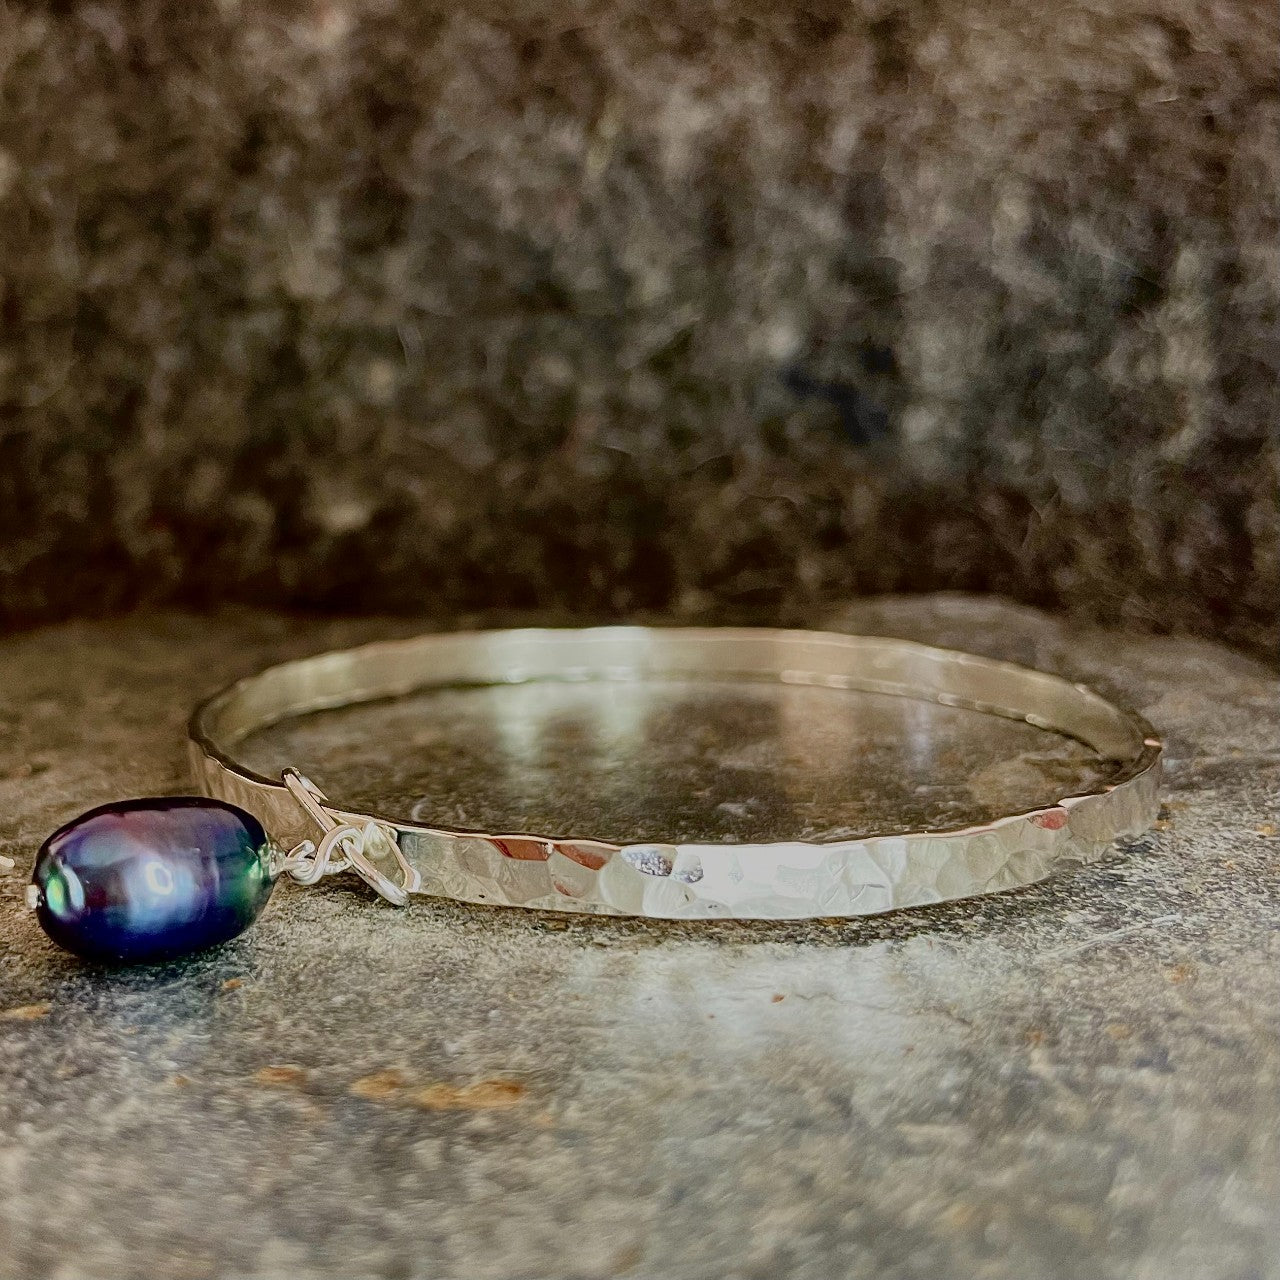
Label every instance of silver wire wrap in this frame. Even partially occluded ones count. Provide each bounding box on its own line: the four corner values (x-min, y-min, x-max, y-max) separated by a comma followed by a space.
276, 768, 421, 906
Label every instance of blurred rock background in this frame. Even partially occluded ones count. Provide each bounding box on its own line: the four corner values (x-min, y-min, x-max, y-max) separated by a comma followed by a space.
0, 0, 1275, 656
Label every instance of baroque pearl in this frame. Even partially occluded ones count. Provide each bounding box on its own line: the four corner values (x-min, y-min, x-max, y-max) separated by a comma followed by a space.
32, 797, 276, 962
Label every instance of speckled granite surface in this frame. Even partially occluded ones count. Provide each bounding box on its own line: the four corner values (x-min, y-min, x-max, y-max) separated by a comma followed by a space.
0, 597, 1277, 1280
1, 1, 1277, 657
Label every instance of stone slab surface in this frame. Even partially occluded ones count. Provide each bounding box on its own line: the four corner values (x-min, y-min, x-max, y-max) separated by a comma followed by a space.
0, 597, 1277, 1280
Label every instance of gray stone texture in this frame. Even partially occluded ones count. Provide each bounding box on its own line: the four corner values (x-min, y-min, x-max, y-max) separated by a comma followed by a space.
0, 1, 1277, 658
0, 596, 1277, 1279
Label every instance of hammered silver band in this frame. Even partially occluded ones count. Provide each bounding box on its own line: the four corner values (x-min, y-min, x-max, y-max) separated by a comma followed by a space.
189, 626, 1162, 920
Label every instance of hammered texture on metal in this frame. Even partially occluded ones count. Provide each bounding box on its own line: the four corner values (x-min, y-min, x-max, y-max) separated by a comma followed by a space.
380, 765, 1161, 918
190, 627, 1163, 920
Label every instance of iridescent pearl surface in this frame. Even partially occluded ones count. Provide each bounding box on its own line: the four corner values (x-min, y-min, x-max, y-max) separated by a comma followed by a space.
32, 797, 275, 962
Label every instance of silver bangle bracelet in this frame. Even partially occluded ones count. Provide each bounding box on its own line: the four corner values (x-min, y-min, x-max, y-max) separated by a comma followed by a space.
187, 626, 1163, 923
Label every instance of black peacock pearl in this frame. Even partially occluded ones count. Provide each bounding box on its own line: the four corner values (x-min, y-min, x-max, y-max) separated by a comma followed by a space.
31, 797, 276, 963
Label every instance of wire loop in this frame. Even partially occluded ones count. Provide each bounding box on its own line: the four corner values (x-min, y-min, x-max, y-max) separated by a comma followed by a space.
277, 769, 420, 905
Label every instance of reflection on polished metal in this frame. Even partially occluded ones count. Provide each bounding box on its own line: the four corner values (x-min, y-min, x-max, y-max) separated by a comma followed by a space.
189, 627, 1163, 920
